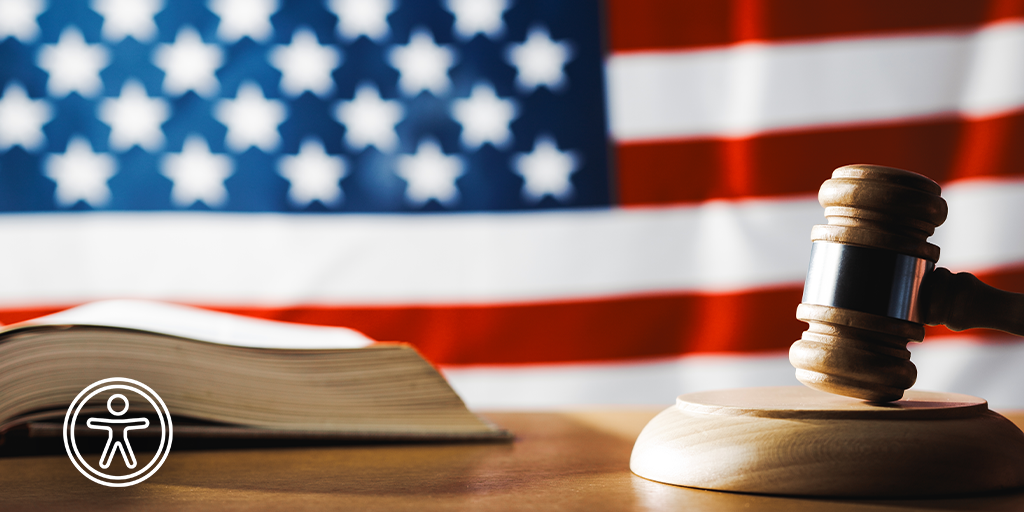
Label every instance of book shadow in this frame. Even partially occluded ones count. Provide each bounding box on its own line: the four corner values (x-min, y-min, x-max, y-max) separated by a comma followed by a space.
0, 412, 512, 457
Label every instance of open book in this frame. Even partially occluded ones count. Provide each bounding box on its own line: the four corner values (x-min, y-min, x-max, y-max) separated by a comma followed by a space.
0, 300, 508, 445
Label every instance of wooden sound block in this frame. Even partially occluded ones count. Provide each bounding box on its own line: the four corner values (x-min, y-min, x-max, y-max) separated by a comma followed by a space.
630, 386, 1024, 498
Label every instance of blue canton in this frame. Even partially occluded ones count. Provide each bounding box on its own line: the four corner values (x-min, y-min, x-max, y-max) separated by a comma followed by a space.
0, 0, 610, 213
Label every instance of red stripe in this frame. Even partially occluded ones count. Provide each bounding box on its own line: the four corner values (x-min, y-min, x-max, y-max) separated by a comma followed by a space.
0, 288, 804, 364
616, 112, 1024, 206
607, 0, 1024, 53
3, 266, 1021, 365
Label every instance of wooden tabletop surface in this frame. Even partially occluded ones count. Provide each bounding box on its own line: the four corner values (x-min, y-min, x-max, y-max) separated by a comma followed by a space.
4, 409, 1024, 511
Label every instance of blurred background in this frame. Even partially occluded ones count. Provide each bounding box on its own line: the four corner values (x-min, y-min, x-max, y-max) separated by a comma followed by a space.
0, 0, 1022, 408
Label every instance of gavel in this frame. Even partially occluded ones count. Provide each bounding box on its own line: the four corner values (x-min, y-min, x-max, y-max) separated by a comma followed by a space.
789, 165, 1024, 402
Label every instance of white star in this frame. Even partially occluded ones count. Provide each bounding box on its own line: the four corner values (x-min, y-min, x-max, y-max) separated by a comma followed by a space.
512, 135, 580, 203
446, 0, 508, 41
0, 82, 52, 152
278, 138, 346, 208
44, 136, 116, 208
395, 139, 463, 207
37, 27, 110, 98
388, 28, 455, 96
91, 0, 163, 43
328, 0, 393, 42
153, 27, 224, 98
98, 79, 169, 152
214, 82, 286, 152
208, 0, 277, 43
0, 0, 45, 42
334, 84, 403, 152
451, 82, 517, 150
506, 25, 573, 93
161, 135, 233, 208
269, 28, 342, 98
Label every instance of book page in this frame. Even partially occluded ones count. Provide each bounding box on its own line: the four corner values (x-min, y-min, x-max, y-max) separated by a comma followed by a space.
11, 300, 375, 349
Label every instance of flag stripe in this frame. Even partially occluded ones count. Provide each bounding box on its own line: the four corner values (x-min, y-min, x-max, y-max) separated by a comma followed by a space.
0, 289, 806, 362
0, 177, 1020, 307
0, 201, 818, 307
607, 0, 1024, 53
2, 266, 1020, 366
607, 20, 1024, 143
444, 333, 1024, 409
222, 286, 806, 364
618, 113, 1024, 205
443, 352, 797, 409
931, 178, 1024, 270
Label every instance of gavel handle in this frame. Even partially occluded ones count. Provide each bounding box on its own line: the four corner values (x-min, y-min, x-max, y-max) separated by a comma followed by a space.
921, 267, 1024, 336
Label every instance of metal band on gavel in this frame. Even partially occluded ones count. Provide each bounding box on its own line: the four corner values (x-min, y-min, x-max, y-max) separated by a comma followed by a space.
802, 242, 933, 323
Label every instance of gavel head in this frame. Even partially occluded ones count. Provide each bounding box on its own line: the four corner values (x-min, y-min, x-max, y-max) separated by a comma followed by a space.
789, 165, 949, 402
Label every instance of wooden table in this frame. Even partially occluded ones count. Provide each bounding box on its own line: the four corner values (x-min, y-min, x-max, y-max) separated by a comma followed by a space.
3, 409, 1024, 511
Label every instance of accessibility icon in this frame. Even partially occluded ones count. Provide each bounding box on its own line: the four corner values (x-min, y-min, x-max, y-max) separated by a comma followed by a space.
63, 378, 173, 487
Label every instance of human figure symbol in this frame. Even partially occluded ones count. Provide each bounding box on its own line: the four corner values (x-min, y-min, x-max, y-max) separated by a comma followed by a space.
86, 394, 150, 469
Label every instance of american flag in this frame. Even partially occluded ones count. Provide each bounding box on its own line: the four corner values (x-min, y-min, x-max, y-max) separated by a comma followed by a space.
1, 0, 1023, 408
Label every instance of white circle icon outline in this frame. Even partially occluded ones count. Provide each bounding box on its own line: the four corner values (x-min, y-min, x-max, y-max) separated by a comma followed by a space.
63, 378, 173, 487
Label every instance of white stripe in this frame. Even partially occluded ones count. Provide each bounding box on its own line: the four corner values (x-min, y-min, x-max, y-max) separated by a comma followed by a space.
442, 354, 796, 409
934, 178, 1024, 269
0, 199, 818, 307
445, 335, 1024, 409
911, 335, 1024, 409
0, 179, 1019, 307
607, 21, 1024, 141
